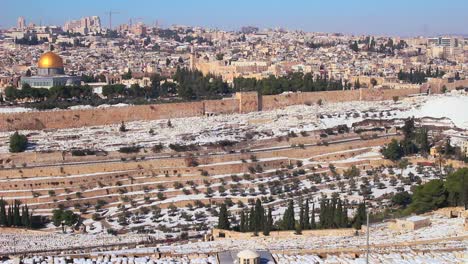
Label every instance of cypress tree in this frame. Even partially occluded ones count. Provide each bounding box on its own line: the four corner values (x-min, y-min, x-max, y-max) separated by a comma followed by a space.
352, 202, 367, 229
249, 206, 255, 232
240, 211, 246, 232
7, 205, 13, 227
13, 201, 21, 226
335, 199, 343, 228
342, 202, 349, 228
304, 199, 310, 230
0, 198, 6, 226
299, 200, 305, 230
21, 207, 25, 227
217, 203, 230, 230
263, 208, 272, 236
295, 219, 302, 235
23, 205, 30, 228
319, 198, 326, 228
310, 203, 316, 229
254, 199, 263, 234
29, 211, 33, 228
282, 200, 295, 230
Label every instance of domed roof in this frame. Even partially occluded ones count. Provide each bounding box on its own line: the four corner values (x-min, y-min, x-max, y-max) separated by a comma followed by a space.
237, 249, 260, 259
38, 51, 64, 69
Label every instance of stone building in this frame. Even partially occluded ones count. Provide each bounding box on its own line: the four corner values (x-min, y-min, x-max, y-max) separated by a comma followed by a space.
389, 216, 431, 231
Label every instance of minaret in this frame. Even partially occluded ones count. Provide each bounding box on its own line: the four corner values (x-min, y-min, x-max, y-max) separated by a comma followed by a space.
189, 45, 196, 71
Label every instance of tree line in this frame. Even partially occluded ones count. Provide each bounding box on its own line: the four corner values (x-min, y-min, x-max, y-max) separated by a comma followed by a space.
4, 83, 93, 102
233, 72, 346, 95
0, 198, 33, 228
350, 37, 408, 54
398, 67, 445, 84
218, 197, 367, 235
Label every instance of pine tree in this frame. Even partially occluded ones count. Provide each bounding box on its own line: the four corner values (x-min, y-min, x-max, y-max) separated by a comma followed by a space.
217, 203, 230, 230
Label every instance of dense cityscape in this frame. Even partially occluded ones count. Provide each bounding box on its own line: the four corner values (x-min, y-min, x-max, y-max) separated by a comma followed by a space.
0, 1, 467, 264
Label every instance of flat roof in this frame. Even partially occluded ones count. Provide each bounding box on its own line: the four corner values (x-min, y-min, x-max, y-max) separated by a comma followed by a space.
405, 216, 428, 222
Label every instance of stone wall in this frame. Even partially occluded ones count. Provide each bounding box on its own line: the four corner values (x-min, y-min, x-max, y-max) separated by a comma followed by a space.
426, 78, 468, 93
204, 98, 239, 114
359, 87, 422, 101
0, 101, 205, 131
261, 90, 361, 110
212, 228, 356, 240
0, 88, 422, 132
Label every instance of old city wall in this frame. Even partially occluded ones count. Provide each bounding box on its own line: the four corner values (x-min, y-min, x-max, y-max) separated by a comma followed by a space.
359, 87, 422, 101
261, 90, 361, 110
0, 101, 206, 131
0, 88, 421, 132
204, 98, 239, 114
426, 78, 468, 93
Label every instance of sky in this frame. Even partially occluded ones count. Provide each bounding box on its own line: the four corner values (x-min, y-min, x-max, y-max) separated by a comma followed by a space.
2, 0, 468, 36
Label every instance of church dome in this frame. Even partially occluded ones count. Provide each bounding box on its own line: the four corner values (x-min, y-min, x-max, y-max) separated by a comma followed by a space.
38, 51, 64, 69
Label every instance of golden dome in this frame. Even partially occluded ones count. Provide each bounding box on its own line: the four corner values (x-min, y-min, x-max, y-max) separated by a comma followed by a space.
38, 51, 64, 69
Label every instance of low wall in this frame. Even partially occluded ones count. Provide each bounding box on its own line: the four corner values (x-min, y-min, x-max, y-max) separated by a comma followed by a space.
212, 228, 356, 240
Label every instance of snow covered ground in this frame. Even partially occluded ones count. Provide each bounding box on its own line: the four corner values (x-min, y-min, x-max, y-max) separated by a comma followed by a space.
0, 92, 466, 153
274, 250, 467, 264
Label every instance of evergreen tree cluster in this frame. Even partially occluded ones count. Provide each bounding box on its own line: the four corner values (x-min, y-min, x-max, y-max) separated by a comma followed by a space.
398, 67, 445, 84
219, 197, 368, 235
173, 68, 231, 100
233, 72, 345, 95
0, 198, 33, 228
237, 199, 273, 236
318, 196, 350, 229
381, 117, 430, 160
408, 168, 468, 213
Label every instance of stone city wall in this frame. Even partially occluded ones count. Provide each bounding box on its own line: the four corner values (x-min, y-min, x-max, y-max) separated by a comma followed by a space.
0, 88, 422, 132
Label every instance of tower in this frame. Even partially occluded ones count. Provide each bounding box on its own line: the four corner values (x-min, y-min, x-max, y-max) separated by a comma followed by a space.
17, 17, 26, 30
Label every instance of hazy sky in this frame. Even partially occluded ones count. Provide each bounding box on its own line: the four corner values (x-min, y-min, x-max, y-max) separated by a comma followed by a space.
2, 0, 468, 36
